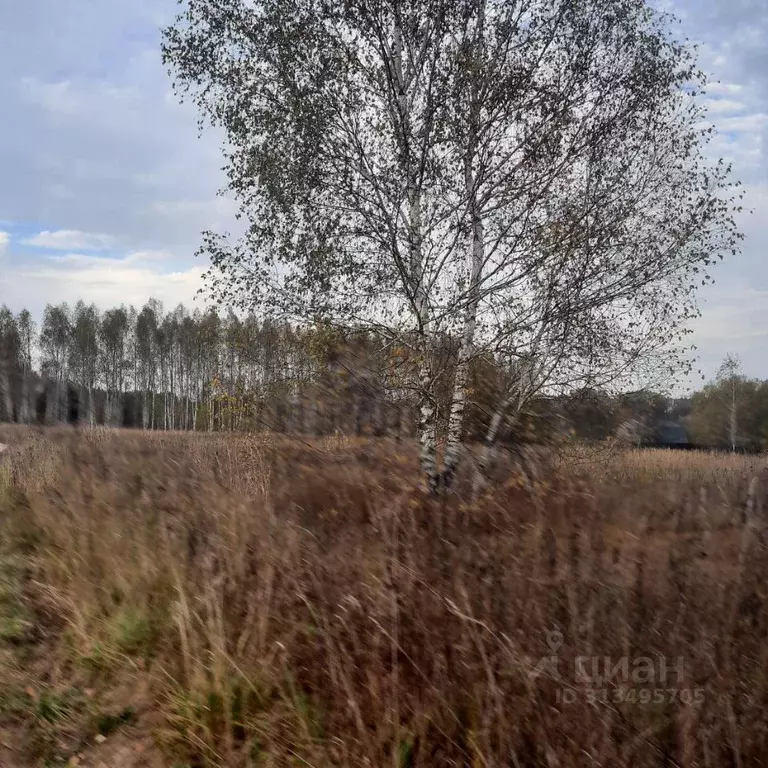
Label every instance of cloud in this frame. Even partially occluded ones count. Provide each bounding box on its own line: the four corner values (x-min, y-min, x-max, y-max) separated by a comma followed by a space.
716, 113, 768, 134
0, 231, 9, 255
0, 1, 234, 256
705, 82, 745, 97
2, 251, 207, 314
704, 98, 747, 115
666, 0, 768, 384
22, 229, 116, 250
687, 287, 768, 386
45, 249, 172, 267
19, 78, 80, 117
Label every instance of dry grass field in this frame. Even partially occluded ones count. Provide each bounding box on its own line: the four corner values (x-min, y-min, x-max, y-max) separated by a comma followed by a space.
1, 425, 767, 767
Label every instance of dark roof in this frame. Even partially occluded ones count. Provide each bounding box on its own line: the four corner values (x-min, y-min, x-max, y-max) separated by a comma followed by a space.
654, 420, 688, 445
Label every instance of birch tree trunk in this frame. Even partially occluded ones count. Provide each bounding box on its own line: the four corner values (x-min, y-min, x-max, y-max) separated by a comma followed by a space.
0, 362, 13, 422
392, 17, 437, 490
19, 370, 29, 424
472, 392, 517, 499
441, 8, 485, 491
59, 380, 68, 424
417, 352, 438, 491
472, 346, 547, 499
442, 215, 483, 489
45, 380, 58, 425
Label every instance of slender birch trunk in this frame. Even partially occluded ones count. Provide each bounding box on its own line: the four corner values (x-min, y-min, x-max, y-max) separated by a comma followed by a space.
19, 369, 30, 424
441, 6, 485, 491
415, 237, 438, 490
59, 380, 68, 424
472, 346, 545, 498
442, 215, 483, 489
392, 16, 437, 490
472, 392, 517, 498
45, 380, 58, 425
1, 362, 13, 422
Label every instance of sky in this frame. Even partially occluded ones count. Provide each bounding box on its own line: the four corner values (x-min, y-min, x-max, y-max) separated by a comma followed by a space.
0, 0, 766, 392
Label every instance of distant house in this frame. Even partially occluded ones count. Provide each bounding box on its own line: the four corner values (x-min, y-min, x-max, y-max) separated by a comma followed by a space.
653, 420, 689, 446
616, 418, 691, 448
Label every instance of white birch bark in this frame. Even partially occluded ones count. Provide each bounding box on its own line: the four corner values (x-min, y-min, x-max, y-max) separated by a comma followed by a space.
441, 5, 485, 491
19, 370, 29, 424
472, 392, 518, 499
442, 215, 483, 489
472, 309, 554, 498
392, 15, 438, 489
0, 363, 13, 422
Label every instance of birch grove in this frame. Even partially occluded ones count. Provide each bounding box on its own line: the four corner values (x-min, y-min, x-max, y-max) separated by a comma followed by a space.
0, 300, 425, 434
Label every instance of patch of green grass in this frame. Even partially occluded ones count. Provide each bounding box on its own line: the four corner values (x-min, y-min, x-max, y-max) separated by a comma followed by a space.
0, 685, 35, 718
107, 604, 154, 655
35, 687, 88, 725
93, 705, 137, 736
0, 614, 32, 643
398, 735, 416, 768
0, 554, 34, 645
10, 685, 140, 765
72, 636, 111, 672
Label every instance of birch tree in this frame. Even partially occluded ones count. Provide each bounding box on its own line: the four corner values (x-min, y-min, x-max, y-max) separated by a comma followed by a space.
0, 307, 20, 422
70, 301, 100, 426
100, 308, 130, 426
16, 309, 35, 423
716, 353, 743, 453
40, 303, 72, 423
163, 0, 459, 485
164, 0, 741, 490
136, 300, 161, 429
432, 0, 742, 487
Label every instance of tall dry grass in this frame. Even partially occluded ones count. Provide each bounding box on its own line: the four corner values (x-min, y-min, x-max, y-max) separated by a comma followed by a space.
1, 427, 768, 766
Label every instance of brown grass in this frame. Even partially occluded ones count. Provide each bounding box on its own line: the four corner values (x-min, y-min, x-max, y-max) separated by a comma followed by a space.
1, 425, 768, 766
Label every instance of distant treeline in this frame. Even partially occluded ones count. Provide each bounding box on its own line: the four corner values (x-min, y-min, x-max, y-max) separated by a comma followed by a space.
0, 298, 532, 438
0, 300, 764, 451
0, 300, 418, 435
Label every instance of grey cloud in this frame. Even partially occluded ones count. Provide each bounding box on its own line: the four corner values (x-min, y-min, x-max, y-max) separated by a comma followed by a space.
0, 0, 233, 256
22, 230, 116, 250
